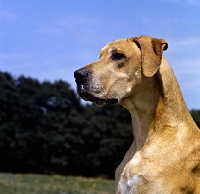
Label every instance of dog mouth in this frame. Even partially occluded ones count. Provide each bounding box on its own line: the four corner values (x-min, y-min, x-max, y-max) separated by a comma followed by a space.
76, 83, 118, 105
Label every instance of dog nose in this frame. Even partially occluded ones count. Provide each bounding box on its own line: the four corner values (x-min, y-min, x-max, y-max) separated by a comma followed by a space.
74, 68, 88, 84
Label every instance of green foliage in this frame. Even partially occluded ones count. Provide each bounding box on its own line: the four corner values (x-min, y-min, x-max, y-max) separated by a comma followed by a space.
0, 173, 115, 194
1, 71, 199, 178
190, 110, 200, 128
0, 71, 132, 178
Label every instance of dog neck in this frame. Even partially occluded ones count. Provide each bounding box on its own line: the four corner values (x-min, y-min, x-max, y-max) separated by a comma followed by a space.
120, 57, 193, 151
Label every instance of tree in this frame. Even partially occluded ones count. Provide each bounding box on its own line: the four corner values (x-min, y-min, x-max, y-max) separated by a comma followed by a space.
76, 103, 133, 178
0, 71, 199, 178
190, 110, 200, 128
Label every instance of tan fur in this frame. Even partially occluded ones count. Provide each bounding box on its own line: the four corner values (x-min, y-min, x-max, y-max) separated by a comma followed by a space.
74, 35, 200, 193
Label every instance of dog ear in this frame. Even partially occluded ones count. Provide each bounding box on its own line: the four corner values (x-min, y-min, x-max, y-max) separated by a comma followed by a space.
130, 35, 168, 77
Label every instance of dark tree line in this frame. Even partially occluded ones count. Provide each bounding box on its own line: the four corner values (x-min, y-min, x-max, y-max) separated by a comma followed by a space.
0, 71, 199, 178
0, 72, 133, 178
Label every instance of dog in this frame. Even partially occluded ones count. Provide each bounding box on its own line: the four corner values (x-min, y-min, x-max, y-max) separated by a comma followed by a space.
74, 35, 200, 193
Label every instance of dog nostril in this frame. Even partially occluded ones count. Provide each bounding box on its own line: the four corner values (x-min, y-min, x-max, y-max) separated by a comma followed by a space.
74, 68, 88, 79
74, 68, 88, 83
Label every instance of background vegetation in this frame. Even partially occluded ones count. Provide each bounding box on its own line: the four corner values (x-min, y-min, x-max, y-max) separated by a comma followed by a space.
0, 71, 199, 178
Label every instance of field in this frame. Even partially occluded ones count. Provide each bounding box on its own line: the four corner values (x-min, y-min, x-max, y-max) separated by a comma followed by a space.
0, 173, 115, 194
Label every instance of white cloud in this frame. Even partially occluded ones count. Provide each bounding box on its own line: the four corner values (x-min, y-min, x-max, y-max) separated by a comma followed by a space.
58, 14, 102, 29
165, 36, 200, 56
0, 52, 32, 60
185, 0, 200, 5
0, 10, 17, 20
166, 0, 200, 5
174, 37, 200, 46
178, 59, 200, 72
39, 13, 103, 36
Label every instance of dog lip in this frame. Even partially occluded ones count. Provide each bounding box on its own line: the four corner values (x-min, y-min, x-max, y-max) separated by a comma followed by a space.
105, 98, 118, 104
76, 84, 89, 100
80, 91, 103, 103
76, 84, 118, 104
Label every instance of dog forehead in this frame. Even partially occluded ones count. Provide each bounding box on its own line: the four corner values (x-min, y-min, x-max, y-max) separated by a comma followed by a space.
100, 39, 131, 55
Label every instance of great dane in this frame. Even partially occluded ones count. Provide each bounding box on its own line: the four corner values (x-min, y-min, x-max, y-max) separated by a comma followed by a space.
74, 35, 200, 193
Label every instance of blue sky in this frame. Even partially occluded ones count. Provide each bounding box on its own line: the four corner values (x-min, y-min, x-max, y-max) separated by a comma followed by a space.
0, 0, 200, 109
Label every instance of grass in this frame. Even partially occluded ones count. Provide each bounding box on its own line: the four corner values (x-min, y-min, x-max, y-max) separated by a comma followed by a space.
0, 173, 115, 194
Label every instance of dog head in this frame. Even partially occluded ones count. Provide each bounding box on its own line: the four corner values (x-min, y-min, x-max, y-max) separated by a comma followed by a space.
74, 35, 168, 105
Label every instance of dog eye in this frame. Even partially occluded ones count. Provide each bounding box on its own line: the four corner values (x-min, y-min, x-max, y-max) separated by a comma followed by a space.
111, 53, 125, 61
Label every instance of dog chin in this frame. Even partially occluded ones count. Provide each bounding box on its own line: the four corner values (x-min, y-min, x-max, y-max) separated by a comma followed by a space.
81, 93, 118, 105
77, 86, 118, 105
